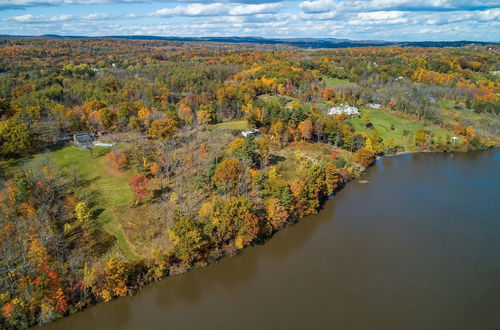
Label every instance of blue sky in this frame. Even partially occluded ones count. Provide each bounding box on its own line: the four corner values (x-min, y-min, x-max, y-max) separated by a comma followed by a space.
0, 0, 499, 41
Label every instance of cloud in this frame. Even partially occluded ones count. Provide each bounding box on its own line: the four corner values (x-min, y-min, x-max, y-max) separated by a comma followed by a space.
229, 3, 282, 15
367, 0, 453, 11
7, 12, 143, 23
299, 0, 336, 13
0, 0, 287, 11
83, 13, 110, 20
1, 0, 499, 41
10, 13, 75, 22
298, 0, 500, 14
348, 11, 408, 25
154, 3, 227, 17
153, 2, 282, 17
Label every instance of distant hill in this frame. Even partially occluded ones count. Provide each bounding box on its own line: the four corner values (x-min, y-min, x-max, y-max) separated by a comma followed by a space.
0, 34, 497, 48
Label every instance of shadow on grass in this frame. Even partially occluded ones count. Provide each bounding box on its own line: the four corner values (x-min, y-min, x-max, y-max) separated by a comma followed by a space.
0, 155, 35, 178
93, 207, 106, 220
78, 175, 102, 188
151, 186, 171, 200
268, 154, 286, 166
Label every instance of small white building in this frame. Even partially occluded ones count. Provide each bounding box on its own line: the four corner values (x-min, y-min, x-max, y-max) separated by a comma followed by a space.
241, 129, 259, 137
367, 103, 381, 109
93, 141, 115, 147
328, 105, 359, 116
451, 136, 459, 143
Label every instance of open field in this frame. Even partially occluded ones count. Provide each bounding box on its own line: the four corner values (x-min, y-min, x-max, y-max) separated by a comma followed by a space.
210, 120, 249, 131
349, 108, 452, 150
0, 146, 137, 259
322, 76, 357, 87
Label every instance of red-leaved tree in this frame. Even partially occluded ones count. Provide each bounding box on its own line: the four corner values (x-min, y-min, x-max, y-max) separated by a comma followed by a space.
128, 174, 149, 204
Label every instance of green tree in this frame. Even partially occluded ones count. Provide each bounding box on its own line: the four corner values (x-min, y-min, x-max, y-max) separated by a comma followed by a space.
0, 98, 11, 117
242, 135, 258, 166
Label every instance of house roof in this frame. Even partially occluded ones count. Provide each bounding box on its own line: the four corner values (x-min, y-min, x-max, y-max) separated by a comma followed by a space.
74, 133, 94, 143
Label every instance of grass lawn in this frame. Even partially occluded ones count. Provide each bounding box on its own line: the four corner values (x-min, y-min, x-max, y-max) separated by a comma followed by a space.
349, 108, 451, 150
323, 76, 357, 87
210, 120, 248, 131
1, 146, 138, 260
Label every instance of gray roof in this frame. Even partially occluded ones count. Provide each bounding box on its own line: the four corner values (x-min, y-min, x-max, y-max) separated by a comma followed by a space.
74, 133, 94, 143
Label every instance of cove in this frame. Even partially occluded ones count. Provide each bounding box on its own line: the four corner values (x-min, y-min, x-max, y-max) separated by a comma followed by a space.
41, 149, 500, 330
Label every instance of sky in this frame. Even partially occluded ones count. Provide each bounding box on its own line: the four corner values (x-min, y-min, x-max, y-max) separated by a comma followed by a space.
0, 0, 499, 41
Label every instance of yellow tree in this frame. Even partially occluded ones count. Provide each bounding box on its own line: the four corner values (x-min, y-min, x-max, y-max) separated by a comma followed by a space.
353, 147, 375, 168
213, 158, 241, 192
177, 102, 194, 125
147, 118, 178, 139
298, 118, 313, 140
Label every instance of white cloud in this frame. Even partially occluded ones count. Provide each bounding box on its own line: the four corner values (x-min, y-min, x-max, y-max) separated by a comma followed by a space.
340, 11, 409, 25
299, 0, 500, 14
355, 11, 405, 20
477, 8, 500, 21
0, 0, 288, 9
1, 0, 499, 41
10, 14, 36, 22
299, 0, 336, 13
229, 3, 282, 15
10, 14, 74, 22
83, 13, 110, 20
368, 0, 452, 10
154, 3, 227, 17
153, 2, 282, 17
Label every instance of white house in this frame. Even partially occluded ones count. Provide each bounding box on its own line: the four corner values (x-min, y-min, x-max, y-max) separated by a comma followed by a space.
241, 129, 259, 137
328, 105, 359, 116
367, 103, 381, 109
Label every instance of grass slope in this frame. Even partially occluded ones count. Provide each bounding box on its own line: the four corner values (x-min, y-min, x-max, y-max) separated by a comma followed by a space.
323, 76, 357, 87
211, 120, 248, 131
349, 108, 451, 150
1, 146, 137, 260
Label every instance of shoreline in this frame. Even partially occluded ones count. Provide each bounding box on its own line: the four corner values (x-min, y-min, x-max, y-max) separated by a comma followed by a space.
33, 146, 496, 328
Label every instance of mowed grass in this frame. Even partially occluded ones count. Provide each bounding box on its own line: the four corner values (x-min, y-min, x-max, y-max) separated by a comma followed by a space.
2, 146, 137, 260
323, 76, 357, 87
211, 120, 248, 131
349, 108, 451, 150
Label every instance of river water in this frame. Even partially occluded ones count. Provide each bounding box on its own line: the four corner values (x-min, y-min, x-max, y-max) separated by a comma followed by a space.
42, 150, 500, 330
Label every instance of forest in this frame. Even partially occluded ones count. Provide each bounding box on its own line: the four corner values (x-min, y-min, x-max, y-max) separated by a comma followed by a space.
0, 38, 499, 329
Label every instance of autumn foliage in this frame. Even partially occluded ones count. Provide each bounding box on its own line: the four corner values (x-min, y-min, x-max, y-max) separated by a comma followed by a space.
128, 174, 150, 203
213, 158, 241, 192
353, 147, 375, 168
105, 151, 128, 171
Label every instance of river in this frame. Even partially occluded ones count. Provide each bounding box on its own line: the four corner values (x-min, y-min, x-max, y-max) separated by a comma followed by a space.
42, 149, 500, 330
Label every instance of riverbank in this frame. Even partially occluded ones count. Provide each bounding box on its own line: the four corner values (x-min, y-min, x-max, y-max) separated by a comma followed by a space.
3, 144, 493, 329
41, 149, 500, 330
26, 145, 495, 328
